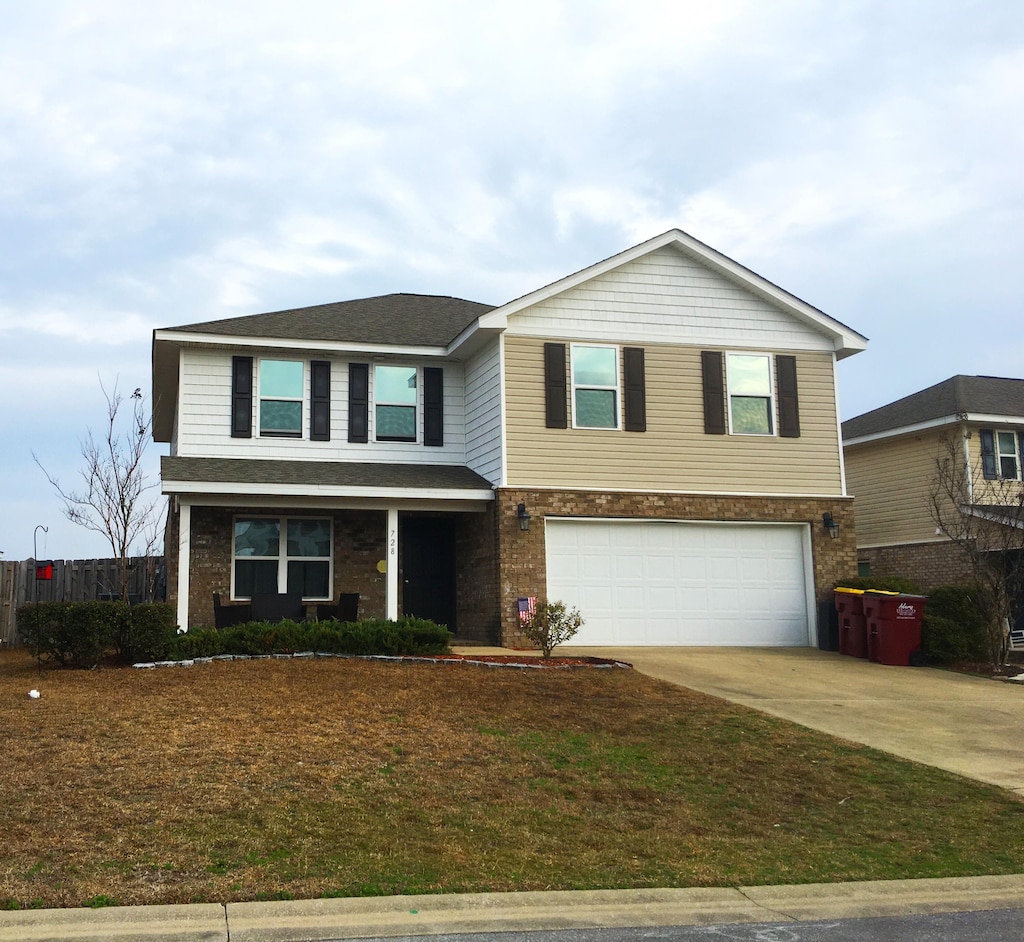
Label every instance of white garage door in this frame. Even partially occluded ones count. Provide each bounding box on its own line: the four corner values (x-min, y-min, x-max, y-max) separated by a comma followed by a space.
546, 519, 811, 646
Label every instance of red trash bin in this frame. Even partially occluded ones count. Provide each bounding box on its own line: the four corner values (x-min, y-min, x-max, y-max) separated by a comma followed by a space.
834, 588, 867, 658
863, 592, 927, 666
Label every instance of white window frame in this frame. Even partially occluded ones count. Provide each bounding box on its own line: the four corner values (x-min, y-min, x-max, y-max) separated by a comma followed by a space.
726, 351, 776, 437
570, 343, 621, 430
231, 515, 333, 601
257, 358, 305, 438
373, 363, 420, 443
995, 429, 1021, 480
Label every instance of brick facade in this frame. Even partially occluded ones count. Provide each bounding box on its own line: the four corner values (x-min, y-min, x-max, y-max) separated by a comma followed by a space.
493, 488, 858, 647
175, 506, 388, 629
857, 541, 975, 592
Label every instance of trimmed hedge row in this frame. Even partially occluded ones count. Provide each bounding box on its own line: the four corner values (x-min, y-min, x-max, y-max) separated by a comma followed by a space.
16, 601, 451, 667
17, 602, 177, 668
168, 618, 451, 660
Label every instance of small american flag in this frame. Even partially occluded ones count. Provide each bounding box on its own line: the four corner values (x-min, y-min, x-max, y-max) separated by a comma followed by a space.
517, 596, 537, 625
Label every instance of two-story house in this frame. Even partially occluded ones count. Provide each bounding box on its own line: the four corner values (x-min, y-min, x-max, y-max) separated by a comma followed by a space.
153, 229, 866, 647
843, 375, 1024, 590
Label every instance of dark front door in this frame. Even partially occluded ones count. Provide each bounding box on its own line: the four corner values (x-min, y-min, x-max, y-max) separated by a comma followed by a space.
401, 517, 457, 633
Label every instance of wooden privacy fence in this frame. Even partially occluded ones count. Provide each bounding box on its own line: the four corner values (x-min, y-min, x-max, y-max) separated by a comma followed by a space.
0, 557, 166, 648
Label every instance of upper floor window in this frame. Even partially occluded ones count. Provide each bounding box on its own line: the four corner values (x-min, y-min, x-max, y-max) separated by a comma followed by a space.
259, 359, 304, 437
726, 353, 774, 435
571, 344, 619, 429
375, 364, 417, 442
981, 429, 1020, 481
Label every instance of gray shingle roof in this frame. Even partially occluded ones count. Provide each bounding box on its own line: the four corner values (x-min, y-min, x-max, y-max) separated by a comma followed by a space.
168, 294, 496, 347
161, 456, 495, 493
842, 375, 1024, 440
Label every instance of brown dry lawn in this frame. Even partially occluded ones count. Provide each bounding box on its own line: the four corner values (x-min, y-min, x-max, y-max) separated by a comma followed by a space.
2, 649, 1024, 910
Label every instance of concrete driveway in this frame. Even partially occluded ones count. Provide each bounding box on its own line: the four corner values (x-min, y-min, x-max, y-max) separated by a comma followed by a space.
567, 647, 1024, 796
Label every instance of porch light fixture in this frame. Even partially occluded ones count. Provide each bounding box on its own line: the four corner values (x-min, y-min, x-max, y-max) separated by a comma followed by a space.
822, 511, 840, 540
517, 502, 531, 532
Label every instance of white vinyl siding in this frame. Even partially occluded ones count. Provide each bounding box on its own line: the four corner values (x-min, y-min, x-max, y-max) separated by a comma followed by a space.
176, 348, 469, 464
504, 245, 835, 353
464, 342, 503, 484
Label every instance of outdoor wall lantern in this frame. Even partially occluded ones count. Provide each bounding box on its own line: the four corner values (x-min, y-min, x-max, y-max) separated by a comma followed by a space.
517, 502, 531, 532
822, 511, 840, 540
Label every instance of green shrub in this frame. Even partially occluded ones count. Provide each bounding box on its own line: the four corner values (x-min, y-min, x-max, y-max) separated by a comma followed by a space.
169, 617, 451, 659
17, 600, 128, 668
168, 626, 224, 659
521, 601, 584, 658
117, 603, 178, 663
921, 585, 990, 665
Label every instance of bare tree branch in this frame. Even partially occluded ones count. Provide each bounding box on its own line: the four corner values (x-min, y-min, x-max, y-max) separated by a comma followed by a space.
929, 429, 1024, 667
34, 378, 164, 600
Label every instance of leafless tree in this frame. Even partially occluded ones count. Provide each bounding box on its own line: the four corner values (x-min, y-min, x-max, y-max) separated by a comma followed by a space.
929, 429, 1024, 667
34, 380, 162, 600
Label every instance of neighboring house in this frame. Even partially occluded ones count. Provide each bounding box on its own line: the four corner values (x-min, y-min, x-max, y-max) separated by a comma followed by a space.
153, 229, 866, 647
842, 375, 1024, 590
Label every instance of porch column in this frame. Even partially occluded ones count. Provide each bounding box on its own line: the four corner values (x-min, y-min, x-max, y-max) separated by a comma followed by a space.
176, 500, 191, 631
386, 507, 399, 620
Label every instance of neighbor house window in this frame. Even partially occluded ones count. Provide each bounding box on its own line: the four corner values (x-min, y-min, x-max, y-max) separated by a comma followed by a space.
571, 344, 619, 429
981, 429, 1021, 480
233, 517, 332, 600
259, 359, 304, 436
726, 353, 774, 435
996, 431, 1020, 480
375, 365, 418, 442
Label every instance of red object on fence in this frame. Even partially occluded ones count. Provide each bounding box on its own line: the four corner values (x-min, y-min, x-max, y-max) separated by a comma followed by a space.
35, 561, 53, 581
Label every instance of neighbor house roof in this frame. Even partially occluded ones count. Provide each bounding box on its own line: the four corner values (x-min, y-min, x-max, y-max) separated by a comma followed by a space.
843, 375, 1024, 442
161, 456, 495, 499
167, 293, 495, 347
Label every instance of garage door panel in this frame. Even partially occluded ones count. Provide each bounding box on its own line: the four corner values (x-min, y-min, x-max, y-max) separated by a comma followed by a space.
546, 519, 810, 646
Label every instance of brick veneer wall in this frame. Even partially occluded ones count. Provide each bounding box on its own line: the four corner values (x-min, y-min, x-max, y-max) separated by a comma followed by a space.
454, 507, 501, 644
181, 506, 387, 629
494, 489, 858, 648
857, 541, 974, 593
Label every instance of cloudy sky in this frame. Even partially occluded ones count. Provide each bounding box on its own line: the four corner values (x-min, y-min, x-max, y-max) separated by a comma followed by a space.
2, 0, 1022, 560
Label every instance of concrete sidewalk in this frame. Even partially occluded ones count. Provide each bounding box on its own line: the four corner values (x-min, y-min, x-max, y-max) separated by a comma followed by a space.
2, 875, 1023, 941
556, 646, 1024, 795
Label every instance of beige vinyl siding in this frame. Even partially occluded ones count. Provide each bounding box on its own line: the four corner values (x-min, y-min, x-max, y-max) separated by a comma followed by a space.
504, 336, 843, 494
844, 431, 948, 547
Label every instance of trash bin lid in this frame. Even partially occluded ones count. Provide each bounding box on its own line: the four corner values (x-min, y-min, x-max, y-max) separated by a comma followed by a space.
834, 587, 865, 595
864, 589, 901, 595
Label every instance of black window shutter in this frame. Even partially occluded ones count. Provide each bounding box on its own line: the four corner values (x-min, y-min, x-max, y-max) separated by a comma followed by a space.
231, 356, 253, 438
776, 354, 800, 438
348, 363, 369, 443
701, 351, 726, 435
423, 367, 444, 447
623, 346, 646, 432
980, 429, 996, 479
544, 343, 567, 429
310, 360, 331, 441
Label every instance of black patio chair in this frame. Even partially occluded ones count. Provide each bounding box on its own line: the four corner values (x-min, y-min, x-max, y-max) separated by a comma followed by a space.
317, 592, 359, 622
249, 591, 305, 623
213, 592, 252, 628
